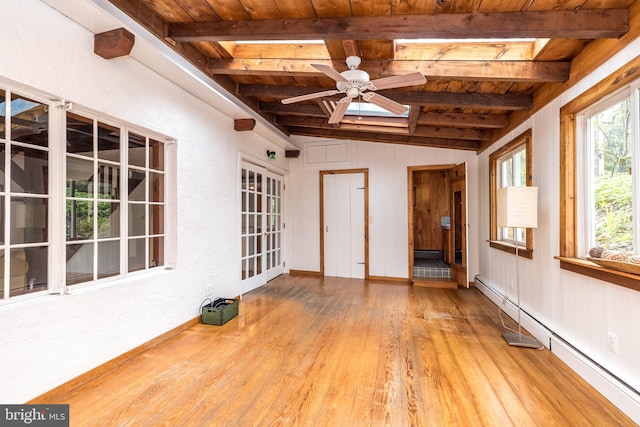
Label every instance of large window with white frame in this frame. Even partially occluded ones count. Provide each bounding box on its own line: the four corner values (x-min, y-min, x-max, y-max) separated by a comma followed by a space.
0, 81, 171, 301
577, 85, 637, 255
65, 111, 167, 286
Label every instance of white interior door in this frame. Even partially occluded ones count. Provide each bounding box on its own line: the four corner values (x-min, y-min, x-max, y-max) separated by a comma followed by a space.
241, 162, 284, 293
323, 173, 365, 279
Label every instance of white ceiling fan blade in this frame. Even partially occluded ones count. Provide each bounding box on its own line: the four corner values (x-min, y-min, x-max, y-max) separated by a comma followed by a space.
281, 90, 340, 104
368, 72, 426, 90
328, 97, 351, 124
312, 63, 348, 83
362, 92, 408, 115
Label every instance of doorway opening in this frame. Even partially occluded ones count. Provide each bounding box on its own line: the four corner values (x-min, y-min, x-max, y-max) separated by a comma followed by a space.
408, 163, 467, 288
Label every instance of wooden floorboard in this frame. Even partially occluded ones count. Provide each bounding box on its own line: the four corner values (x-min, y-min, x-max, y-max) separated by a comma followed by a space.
33, 274, 636, 426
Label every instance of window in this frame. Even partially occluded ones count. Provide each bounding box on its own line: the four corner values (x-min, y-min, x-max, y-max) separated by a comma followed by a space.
580, 92, 633, 253
0, 90, 50, 298
0, 81, 172, 301
559, 56, 640, 291
65, 112, 166, 286
489, 130, 534, 258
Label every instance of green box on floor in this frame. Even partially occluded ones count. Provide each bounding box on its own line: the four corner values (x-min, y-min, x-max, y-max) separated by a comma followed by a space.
201, 298, 239, 325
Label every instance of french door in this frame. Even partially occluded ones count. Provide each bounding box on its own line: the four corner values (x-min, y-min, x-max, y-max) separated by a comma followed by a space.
240, 162, 284, 294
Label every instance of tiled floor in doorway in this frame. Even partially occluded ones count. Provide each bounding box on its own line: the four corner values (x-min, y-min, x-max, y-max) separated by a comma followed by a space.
413, 258, 451, 279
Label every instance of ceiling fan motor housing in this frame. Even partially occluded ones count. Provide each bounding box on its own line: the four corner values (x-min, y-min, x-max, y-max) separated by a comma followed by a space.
338, 69, 370, 98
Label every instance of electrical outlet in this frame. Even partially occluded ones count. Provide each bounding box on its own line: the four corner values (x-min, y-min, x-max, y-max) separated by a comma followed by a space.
206, 284, 212, 296
607, 331, 619, 355
509, 277, 514, 289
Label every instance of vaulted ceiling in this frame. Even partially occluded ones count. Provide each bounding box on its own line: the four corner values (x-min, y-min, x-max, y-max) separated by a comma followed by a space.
106, 0, 637, 152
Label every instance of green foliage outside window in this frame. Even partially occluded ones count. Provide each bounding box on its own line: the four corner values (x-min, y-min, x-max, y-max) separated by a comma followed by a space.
590, 98, 632, 251
594, 174, 632, 251
66, 191, 118, 240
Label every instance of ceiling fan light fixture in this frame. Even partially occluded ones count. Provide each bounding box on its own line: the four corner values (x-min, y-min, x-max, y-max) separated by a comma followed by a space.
346, 87, 360, 99
340, 69, 369, 83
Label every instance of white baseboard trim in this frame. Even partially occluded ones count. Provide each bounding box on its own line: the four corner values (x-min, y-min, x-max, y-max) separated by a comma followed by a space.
551, 336, 640, 425
474, 275, 552, 349
475, 275, 640, 425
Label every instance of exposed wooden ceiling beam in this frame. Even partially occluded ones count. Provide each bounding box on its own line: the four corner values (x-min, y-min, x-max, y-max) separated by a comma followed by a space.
408, 106, 420, 134
260, 102, 509, 128
168, 9, 628, 42
241, 85, 532, 110
342, 40, 360, 57
209, 58, 569, 82
276, 116, 492, 140
418, 111, 509, 128
260, 102, 327, 117
94, 28, 135, 59
286, 127, 481, 151
234, 118, 256, 131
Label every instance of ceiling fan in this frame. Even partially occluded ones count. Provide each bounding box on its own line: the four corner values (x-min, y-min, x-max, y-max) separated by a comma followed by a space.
281, 56, 426, 124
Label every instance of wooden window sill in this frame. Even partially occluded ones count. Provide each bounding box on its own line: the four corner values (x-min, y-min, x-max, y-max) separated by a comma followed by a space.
489, 240, 533, 259
556, 256, 640, 292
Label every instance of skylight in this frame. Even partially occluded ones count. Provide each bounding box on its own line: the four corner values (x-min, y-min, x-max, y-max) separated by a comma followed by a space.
345, 102, 409, 118
397, 38, 536, 43
235, 40, 325, 44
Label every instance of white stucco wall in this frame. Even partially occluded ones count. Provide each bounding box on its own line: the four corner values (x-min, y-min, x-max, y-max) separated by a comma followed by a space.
0, 0, 289, 402
476, 39, 640, 394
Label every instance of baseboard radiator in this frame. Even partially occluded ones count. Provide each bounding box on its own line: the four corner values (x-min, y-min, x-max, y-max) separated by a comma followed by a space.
474, 275, 640, 425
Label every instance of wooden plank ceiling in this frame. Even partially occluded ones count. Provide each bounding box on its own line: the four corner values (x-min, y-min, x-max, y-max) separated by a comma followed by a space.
108, 0, 634, 152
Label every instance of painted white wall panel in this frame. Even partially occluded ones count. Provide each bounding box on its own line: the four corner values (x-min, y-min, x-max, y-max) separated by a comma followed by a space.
326, 144, 349, 163
306, 145, 327, 164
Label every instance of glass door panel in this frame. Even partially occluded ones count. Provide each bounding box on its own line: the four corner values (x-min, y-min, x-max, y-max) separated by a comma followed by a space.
240, 162, 284, 292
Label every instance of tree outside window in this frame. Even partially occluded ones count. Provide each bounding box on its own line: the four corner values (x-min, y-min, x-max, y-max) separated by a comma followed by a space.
586, 97, 632, 252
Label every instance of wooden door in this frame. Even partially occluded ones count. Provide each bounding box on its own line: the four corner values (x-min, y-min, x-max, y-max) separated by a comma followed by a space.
450, 162, 468, 288
413, 170, 449, 251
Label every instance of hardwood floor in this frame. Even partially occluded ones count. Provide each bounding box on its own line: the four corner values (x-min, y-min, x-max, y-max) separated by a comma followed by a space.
35, 274, 635, 426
